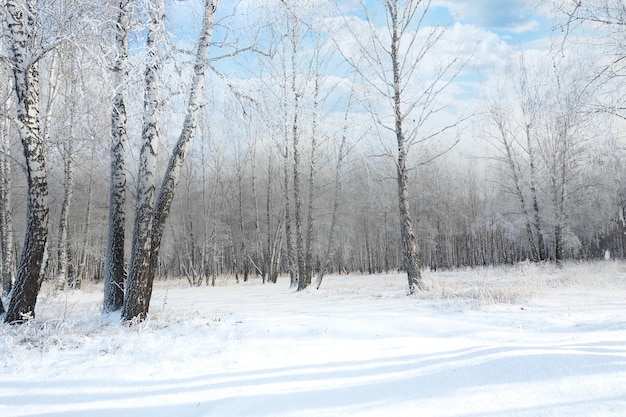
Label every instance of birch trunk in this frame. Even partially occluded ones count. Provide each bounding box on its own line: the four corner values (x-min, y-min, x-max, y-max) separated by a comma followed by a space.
282, 83, 296, 287
4, 0, 50, 323
526, 125, 546, 260
314, 110, 348, 289
122, 0, 164, 322
104, 0, 131, 312
302, 72, 320, 290
289, 30, 306, 290
491, 106, 540, 261
0, 113, 14, 297
389, 0, 423, 294
56, 122, 75, 289
123, 0, 219, 321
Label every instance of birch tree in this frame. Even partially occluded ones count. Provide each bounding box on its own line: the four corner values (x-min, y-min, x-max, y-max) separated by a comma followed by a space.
0, 38, 14, 301
0, 116, 13, 300
314, 93, 352, 289
122, 0, 219, 322
487, 59, 548, 263
338, 0, 462, 293
3, 0, 50, 323
104, 0, 131, 313
121, 0, 165, 322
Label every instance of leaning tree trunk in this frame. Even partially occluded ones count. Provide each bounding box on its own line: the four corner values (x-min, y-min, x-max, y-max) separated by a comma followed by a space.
104, 0, 131, 312
494, 110, 540, 262
122, 0, 164, 322
122, 0, 218, 322
389, 0, 423, 294
315, 107, 348, 290
4, 0, 50, 324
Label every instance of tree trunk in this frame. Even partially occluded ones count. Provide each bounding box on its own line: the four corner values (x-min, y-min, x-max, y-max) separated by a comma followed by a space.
303, 71, 321, 288
4, 0, 50, 324
56, 122, 75, 289
526, 124, 546, 260
122, 0, 164, 322
0, 116, 14, 297
104, 0, 131, 312
282, 86, 296, 287
123, 0, 218, 322
389, 0, 423, 294
492, 106, 540, 261
315, 114, 348, 289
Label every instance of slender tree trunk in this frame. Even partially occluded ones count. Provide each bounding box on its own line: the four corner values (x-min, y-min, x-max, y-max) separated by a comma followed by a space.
492, 108, 540, 261
4, 0, 50, 324
292, 90, 305, 289
526, 124, 546, 260
315, 118, 347, 289
389, 0, 423, 294
77, 161, 93, 285
250, 143, 264, 279
266, 156, 281, 284
104, 0, 131, 312
289, 31, 306, 290
57, 123, 75, 289
236, 168, 249, 282
0, 37, 13, 301
282, 83, 296, 287
0, 116, 14, 297
302, 69, 321, 289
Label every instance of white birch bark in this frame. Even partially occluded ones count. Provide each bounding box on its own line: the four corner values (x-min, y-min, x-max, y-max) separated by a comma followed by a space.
104, 0, 131, 313
0, 117, 14, 298
490, 102, 541, 262
122, 0, 164, 322
56, 121, 75, 289
314, 100, 350, 290
301, 67, 321, 290
3, 0, 50, 323
123, 0, 219, 321
388, 0, 424, 294
0, 32, 14, 298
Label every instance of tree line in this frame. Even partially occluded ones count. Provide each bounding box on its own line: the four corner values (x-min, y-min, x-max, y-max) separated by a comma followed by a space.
0, 0, 624, 323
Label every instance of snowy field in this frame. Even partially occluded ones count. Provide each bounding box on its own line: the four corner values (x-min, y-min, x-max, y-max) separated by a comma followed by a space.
2, 261, 626, 417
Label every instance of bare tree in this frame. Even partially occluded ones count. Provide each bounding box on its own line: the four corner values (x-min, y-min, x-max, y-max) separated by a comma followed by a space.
338, 0, 462, 293
486, 58, 548, 263
122, 0, 219, 322
314, 93, 352, 289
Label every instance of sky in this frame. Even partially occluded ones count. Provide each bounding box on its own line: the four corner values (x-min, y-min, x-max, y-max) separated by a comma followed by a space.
161, 0, 574, 161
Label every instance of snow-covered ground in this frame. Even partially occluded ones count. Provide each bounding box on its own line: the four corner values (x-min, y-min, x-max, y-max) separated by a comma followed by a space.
2, 261, 626, 417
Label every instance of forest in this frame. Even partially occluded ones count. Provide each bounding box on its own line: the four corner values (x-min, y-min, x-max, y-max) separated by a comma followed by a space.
1, 0, 625, 322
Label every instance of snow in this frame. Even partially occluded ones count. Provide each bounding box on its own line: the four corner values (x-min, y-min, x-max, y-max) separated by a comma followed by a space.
2, 261, 626, 417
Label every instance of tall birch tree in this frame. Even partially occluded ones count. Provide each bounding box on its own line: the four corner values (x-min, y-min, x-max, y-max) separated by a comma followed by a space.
122, 0, 219, 322
3, 0, 50, 323
122, 0, 164, 322
338, 0, 462, 293
0, 43, 14, 302
104, 0, 131, 313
